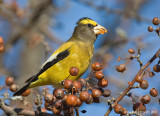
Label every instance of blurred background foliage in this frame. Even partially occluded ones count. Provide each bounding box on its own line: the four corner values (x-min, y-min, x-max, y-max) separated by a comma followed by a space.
0, 0, 160, 115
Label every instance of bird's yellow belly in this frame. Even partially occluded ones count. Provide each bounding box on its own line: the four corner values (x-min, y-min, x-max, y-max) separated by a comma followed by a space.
29, 50, 91, 88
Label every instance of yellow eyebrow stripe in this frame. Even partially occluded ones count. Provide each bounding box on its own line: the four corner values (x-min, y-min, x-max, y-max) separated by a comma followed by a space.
78, 19, 97, 26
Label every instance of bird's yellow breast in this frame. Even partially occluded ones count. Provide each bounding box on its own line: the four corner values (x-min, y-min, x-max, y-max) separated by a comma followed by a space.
29, 41, 94, 88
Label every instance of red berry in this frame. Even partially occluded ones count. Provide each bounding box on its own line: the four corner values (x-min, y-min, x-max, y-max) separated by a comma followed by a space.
92, 62, 103, 71
115, 64, 126, 73
44, 93, 53, 103
140, 80, 149, 89
133, 102, 146, 112
0, 45, 4, 52
128, 48, 135, 54
135, 75, 143, 83
121, 108, 127, 115
114, 104, 123, 114
5, 76, 14, 86
150, 88, 158, 97
69, 67, 79, 76
92, 89, 102, 98
148, 26, 153, 32
98, 78, 108, 88
73, 81, 81, 91
152, 17, 160, 25
153, 64, 160, 72
21, 89, 31, 97
140, 94, 151, 104
149, 72, 155, 77
0, 36, 3, 45
79, 91, 90, 102
78, 78, 86, 87
102, 89, 111, 97
76, 97, 82, 107
9, 84, 18, 92
63, 79, 73, 90
66, 95, 77, 107
53, 89, 64, 99
85, 94, 93, 104
95, 71, 104, 80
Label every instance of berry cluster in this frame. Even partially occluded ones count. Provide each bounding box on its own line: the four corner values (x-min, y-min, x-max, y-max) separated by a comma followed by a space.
148, 17, 160, 36
39, 62, 110, 115
0, 36, 4, 53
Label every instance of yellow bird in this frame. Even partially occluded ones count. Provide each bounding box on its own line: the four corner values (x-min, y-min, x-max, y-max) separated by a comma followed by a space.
14, 17, 107, 96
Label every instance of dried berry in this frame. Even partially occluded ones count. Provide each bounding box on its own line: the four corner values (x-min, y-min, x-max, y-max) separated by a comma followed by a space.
152, 17, 160, 25
92, 62, 103, 71
73, 81, 81, 91
85, 94, 93, 104
0, 45, 4, 52
69, 67, 79, 76
148, 26, 153, 32
53, 89, 64, 99
135, 75, 143, 83
133, 102, 146, 112
79, 91, 90, 102
62, 95, 68, 103
98, 78, 108, 88
92, 89, 102, 98
9, 84, 18, 92
150, 88, 158, 97
66, 95, 77, 107
78, 78, 86, 87
21, 89, 31, 97
115, 64, 126, 73
140, 80, 149, 89
128, 48, 135, 54
44, 93, 53, 103
63, 79, 73, 90
114, 104, 123, 114
95, 71, 104, 80
149, 72, 155, 77
102, 89, 111, 97
5, 76, 14, 86
0, 36, 3, 45
140, 94, 151, 104
153, 64, 160, 72
121, 108, 127, 115
76, 97, 82, 107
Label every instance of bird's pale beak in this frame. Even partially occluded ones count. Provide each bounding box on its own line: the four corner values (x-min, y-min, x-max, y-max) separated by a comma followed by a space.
93, 25, 108, 35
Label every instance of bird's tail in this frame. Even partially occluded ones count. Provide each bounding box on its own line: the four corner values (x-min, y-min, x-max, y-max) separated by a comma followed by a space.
13, 83, 30, 96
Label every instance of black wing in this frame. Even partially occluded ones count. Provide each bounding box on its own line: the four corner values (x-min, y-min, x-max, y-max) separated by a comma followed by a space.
25, 49, 70, 83
14, 49, 70, 96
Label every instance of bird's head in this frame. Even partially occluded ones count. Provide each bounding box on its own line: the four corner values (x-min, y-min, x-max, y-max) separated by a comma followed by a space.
72, 17, 108, 43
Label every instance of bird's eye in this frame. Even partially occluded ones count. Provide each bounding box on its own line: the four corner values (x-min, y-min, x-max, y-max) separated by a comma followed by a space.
88, 24, 92, 27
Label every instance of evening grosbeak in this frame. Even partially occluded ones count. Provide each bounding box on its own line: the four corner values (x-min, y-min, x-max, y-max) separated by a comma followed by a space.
14, 17, 107, 96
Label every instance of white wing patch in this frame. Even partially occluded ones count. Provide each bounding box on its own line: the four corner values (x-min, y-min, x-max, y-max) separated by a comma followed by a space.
41, 53, 58, 69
